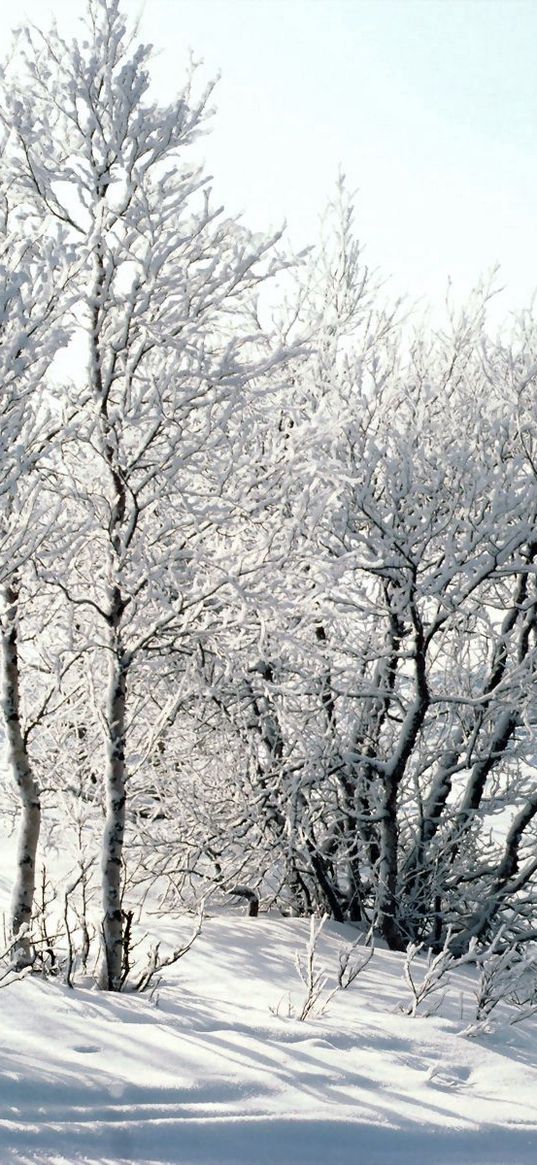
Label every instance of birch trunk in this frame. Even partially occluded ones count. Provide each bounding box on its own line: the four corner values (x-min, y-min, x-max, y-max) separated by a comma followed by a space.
101, 600, 128, 990
91, 234, 131, 990
376, 776, 403, 949
1, 580, 40, 965
376, 613, 429, 950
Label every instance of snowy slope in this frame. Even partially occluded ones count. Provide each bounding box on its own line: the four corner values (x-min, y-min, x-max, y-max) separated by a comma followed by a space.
1, 906, 537, 1165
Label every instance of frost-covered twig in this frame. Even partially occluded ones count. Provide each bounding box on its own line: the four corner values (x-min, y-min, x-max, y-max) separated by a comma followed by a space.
400, 931, 456, 1017
0, 926, 35, 989
293, 915, 337, 1020
129, 909, 205, 993
460, 935, 537, 1036
63, 859, 96, 988
337, 932, 374, 989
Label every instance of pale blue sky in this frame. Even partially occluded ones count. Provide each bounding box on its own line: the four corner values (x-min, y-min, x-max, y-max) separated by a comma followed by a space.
10, 0, 537, 313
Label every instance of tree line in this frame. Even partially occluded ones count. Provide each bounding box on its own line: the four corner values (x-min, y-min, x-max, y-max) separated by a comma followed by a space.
2, 0, 537, 991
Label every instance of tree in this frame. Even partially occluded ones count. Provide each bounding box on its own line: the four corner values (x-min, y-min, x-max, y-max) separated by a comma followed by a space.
1, 0, 294, 987
0, 124, 71, 962
162, 188, 537, 957
284, 259, 537, 951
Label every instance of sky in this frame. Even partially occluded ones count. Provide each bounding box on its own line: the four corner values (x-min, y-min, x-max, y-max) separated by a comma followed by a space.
7, 0, 537, 317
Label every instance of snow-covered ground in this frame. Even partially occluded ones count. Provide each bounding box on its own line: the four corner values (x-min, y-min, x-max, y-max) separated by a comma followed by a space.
1, 832, 537, 1165
1, 912, 537, 1165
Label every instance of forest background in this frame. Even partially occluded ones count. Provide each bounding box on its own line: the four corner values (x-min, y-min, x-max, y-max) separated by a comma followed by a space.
2, 0, 537, 997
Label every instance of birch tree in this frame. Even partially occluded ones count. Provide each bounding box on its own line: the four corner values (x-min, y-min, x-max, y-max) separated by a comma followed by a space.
2, 0, 294, 987
0, 126, 71, 962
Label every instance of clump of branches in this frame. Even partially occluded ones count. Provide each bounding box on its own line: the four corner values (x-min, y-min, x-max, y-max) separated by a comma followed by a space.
337, 931, 374, 989
0, 924, 36, 989
28, 859, 98, 987
460, 935, 537, 1036
398, 926, 537, 1034
400, 931, 458, 1017
62, 861, 96, 988
293, 915, 334, 1020
121, 909, 205, 994
272, 917, 374, 1022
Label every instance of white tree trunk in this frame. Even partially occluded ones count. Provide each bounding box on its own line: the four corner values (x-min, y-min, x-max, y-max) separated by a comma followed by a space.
1, 581, 40, 965
101, 603, 128, 990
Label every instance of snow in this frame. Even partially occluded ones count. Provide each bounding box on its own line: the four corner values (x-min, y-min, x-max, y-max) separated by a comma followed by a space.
1, 880, 537, 1165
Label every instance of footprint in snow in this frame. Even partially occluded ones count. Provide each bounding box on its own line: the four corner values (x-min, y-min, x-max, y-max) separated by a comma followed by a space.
426, 1065, 471, 1088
